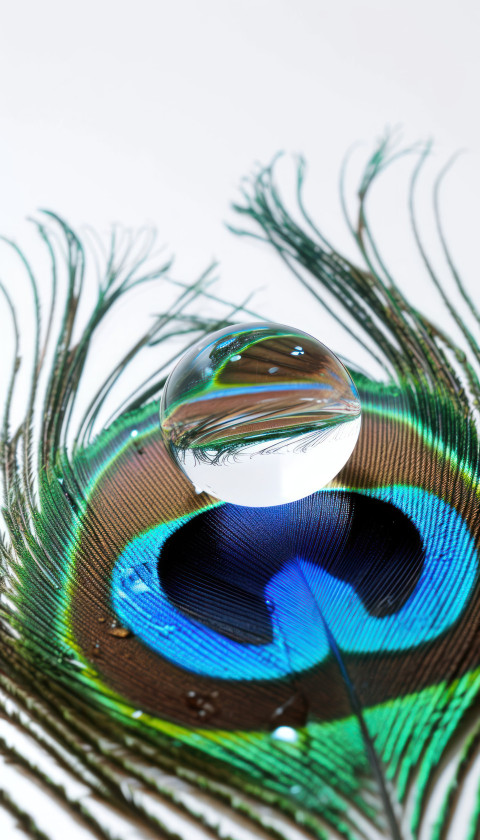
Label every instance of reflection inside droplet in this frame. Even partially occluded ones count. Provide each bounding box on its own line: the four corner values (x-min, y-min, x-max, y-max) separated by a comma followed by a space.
160, 321, 361, 507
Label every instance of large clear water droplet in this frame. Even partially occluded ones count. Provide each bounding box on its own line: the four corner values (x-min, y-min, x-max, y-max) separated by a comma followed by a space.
160, 322, 361, 506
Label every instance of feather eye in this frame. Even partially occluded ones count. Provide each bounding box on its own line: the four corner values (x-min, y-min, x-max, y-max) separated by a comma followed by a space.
1, 141, 480, 840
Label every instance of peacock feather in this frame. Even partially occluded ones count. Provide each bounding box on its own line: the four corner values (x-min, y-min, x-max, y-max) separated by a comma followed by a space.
1, 138, 479, 840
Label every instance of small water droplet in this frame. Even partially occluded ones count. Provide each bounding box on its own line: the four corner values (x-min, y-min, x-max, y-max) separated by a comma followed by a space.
131, 709, 143, 719
122, 575, 149, 594
67, 657, 84, 669
271, 726, 299, 744
120, 564, 153, 596
269, 692, 309, 727
158, 624, 175, 637
184, 690, 218, 720
185, 690, 199, 708
230, 354, 242, 362
130, 430, 139, 438
90, 640, 101, 658
107, 626, 131, 638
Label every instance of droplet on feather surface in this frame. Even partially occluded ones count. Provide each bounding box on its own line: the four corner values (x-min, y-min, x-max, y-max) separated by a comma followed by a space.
160, 322, 361, 506
271, 726, 299, 743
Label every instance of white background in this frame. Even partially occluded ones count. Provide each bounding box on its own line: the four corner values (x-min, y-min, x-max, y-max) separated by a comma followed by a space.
1, 0, 480, 348
0, 3, 479, 839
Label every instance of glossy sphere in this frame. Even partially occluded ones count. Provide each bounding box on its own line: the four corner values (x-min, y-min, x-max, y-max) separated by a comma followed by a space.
160, 322, 361, 507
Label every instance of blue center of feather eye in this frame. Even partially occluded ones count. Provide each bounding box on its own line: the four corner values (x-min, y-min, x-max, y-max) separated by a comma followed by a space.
111, 487, 477, 681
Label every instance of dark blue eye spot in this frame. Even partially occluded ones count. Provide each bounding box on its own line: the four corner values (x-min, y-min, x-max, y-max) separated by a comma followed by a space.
159, 491, 424, 644
111, 487, 477, 682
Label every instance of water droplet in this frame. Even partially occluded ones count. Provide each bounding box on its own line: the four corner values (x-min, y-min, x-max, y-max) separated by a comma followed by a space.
131, 709, 143, 719
130, 430, 139, 438
67, 657, 85, 669
271, 726, 299, 744
160, 322, 361, 506
107, 625, 131, 638
120, 563, 153, 597
158, 624, 175, 637
184, 690, 218, 721
270, 692, 309, 727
